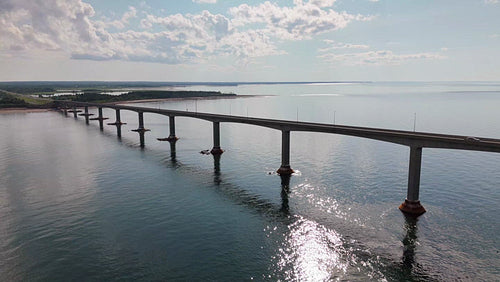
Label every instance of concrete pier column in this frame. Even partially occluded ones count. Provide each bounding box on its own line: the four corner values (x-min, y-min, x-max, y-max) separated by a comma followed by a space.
399, 146, 426, 216
106, 109, 126, 138
210, 121, 223, 155
169, 116, 177, 140
98, 107, 104, 130
116, 109, 121, 124
63, 108, 68, 116
79, 106, 94, 123
158, 116, 179, 142
277, 130, 294, 175
138, 112, 144, 129
84, 106, 90, 124
138, 112, 145, 147
72, 107, 78, 118
131, 112, 150, 148
107, 109, 126, 125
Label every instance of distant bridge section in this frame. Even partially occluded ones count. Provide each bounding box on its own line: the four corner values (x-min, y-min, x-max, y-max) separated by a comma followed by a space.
55, 101, 500, 217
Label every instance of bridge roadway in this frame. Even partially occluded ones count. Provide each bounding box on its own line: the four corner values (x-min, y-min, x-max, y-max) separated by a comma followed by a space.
56, 101, 500, 217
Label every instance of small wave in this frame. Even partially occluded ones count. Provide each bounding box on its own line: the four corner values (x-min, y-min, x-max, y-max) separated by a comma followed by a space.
292, 94, 342, 97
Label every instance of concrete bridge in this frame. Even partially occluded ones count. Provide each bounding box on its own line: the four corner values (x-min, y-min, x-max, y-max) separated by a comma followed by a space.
55, 101, 500, 217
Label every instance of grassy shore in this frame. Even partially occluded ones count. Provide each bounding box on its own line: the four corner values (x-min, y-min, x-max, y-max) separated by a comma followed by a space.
52, 90, 235, 103
0, 88, 237, 112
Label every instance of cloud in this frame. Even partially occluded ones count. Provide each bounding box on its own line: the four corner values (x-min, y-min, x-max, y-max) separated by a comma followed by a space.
484, 0, 499, 4
0, 0, 97, 52
229, 1, 371, 40
318, 39, 370, 52
101, 6, 137, 29
0, 0, 368, 65
318, 50, 446, 65
193, 0, 217, 3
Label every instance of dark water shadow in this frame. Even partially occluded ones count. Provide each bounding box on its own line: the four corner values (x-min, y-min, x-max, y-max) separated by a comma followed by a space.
62, 112, 436, 281
377, 215, 438, 282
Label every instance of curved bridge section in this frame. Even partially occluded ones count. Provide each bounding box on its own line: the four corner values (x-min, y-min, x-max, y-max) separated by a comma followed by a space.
55, 101, 500, 217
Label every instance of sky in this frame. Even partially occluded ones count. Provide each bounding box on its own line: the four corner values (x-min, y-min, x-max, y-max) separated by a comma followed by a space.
0, 0, 499, 82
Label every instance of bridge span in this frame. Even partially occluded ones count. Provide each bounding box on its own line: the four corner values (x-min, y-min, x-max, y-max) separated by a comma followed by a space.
55, 101, 500, 217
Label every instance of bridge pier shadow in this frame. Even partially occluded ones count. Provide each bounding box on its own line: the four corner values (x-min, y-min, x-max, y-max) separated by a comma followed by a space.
401, 215, 419, 274
279, 174, 291, 215
115, 124, 122, 139
213, 154, 222, 185
169, 140, 177, 163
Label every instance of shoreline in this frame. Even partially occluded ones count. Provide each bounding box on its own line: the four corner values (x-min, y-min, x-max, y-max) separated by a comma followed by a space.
112, 94, 263, 105
0, 94, 268, 114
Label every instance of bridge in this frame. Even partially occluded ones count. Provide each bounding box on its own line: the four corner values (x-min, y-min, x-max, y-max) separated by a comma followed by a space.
55, 100, 500, 217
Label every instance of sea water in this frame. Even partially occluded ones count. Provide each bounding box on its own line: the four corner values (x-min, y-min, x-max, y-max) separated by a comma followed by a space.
1, 82, 499, 281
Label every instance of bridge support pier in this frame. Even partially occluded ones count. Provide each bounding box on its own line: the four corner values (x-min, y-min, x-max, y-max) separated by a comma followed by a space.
277, 130, 294, 175
84, 106, 90, 124
78, 106, 94, 124
89, 107, 108, 130
98, 107, 104, 130
210, 121, 223, 155
72, 107, 78, 118
158, 116, 179, 142
399, 146, 426, 217
131, 112, 150, 147
107, 109, 126, 138
107, 109, 126, 126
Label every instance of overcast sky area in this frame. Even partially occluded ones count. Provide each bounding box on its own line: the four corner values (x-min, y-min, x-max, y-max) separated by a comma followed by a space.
0, 0, 499, 81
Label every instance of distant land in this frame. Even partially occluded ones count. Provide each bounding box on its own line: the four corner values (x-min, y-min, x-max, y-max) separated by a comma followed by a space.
0, 80, 371, 93
0, 81, 259, 109
0, 81, 370, 109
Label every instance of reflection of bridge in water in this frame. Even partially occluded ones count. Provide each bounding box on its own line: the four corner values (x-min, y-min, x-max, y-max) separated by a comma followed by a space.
57, 101, 500, 217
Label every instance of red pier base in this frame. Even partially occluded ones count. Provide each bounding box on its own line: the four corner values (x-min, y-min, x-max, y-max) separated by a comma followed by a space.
399, 199, 426, 217
276, 166, 294, 176
210, 147, 224, 155
131, 128, 150, 133
157, 136, 179, 142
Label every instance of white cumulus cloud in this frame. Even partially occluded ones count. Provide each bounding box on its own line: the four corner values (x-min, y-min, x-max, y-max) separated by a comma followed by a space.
229, 0, 371, 40
0, 0, 371, 65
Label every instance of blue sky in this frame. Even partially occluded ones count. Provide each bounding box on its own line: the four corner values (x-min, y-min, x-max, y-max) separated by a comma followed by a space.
0, 0, 499, 81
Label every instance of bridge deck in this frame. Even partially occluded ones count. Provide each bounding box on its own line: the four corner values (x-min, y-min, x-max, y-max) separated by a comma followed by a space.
57, 101, 500, 153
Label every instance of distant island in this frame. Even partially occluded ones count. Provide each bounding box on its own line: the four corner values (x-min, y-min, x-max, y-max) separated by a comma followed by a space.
0, 81, 238, 109
52, 90, 236, 103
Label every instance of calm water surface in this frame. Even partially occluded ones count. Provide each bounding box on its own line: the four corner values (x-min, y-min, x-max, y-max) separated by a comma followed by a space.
1, 82, 499, 281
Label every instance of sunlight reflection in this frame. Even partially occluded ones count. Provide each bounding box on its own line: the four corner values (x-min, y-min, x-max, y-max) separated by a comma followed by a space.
295, 183, 349, 220
274, 216, 349, 281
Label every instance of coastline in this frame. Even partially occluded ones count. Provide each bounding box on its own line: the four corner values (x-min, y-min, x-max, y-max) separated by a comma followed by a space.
109, 94, 264, 105
0, 94, 267, 114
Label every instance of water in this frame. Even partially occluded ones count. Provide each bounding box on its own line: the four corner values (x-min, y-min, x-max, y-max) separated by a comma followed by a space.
1, 82, 499, 281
